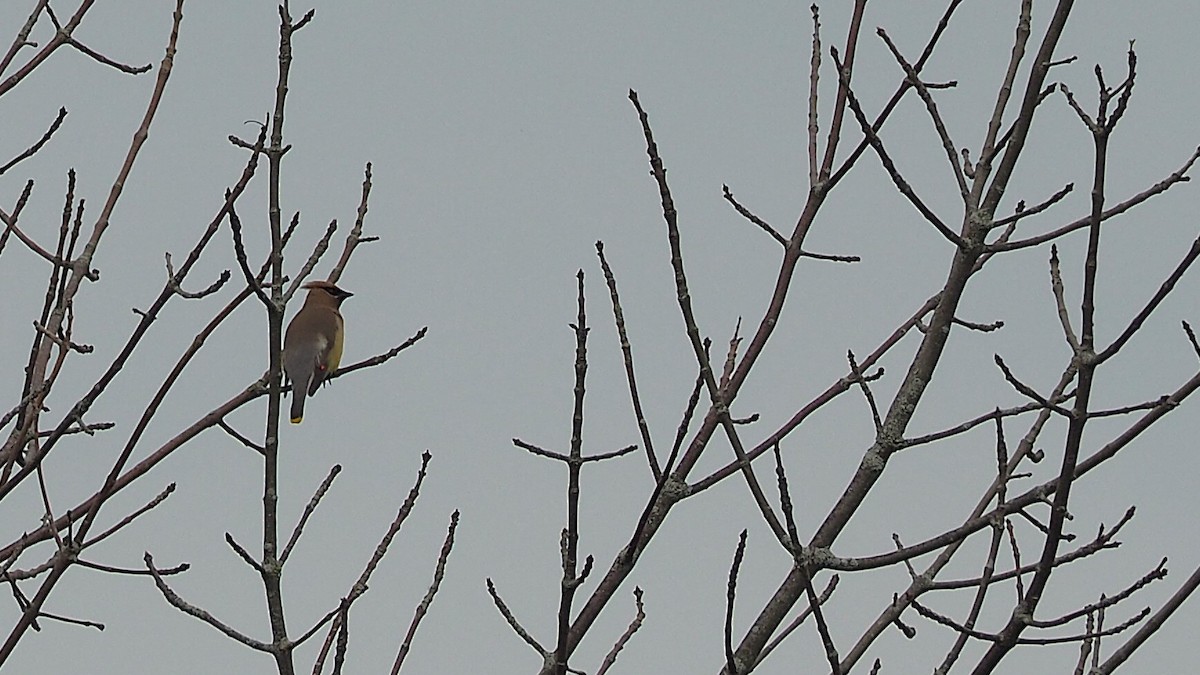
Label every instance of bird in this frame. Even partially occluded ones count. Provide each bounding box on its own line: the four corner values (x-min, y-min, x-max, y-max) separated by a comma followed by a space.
283, 280, 353, 424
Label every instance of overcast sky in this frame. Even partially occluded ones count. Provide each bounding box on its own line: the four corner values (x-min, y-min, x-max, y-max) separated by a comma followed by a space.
2, 2, 1199, 673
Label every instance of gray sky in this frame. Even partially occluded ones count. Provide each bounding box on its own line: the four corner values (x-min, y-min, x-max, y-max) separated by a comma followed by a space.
2, 2, 1199, 673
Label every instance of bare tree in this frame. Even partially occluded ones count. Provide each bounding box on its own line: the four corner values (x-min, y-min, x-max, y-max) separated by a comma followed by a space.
4, 2, 1199, 674
0, 2, 447, 673
489, 2, 1200, 674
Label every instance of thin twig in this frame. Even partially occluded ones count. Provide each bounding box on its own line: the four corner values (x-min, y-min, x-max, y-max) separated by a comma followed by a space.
848, 350, 882, 432
877, 28, 969, 202
1094, 559, 1200, 673
595, 587, 645, 675
831, 47, 966, 249
390, 510, 460, 674
1097, 228, 1200, 364
144, 552, 272, 651
994, 354, 1073, 417
225, 533, 263, 574
1048, 245, 1081, 351
807, 4, 822, 188
724, 530, 748, 675
723, 185, 787, 247
281, 464, 343, 564
988, 145, 1200, 253
990, 183, 1073, 229
77, 558, 187, 576
0, 106, 67, 176
228, 197, 270, 307
487, 578, 546, 655
595, 241, 660, 479
752, 575, 838, 669
81, 483, 175, 550
217, 418, 266, 455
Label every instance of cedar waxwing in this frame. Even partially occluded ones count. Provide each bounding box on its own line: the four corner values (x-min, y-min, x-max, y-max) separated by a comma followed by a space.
283, 280, 353, 424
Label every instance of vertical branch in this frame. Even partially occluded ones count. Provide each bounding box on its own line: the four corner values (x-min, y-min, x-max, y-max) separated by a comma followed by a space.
933, 422, 1010, 675
3, 172, 74, 477
971, 0, 1033, 202
766, 445, 840, 675
627, 91, 719, 406
595, 241, 660, 479
980, 0, 1075, 215
724, 530, 748, 675
816, 0, 868, 183
262, 5, 315, 675
706, 0, 871, 454
390, 511, 460, 674
971, 47, 1128, 674
806, 4, 822, 189
554, 270, 589, 674
326, 162, 372, 284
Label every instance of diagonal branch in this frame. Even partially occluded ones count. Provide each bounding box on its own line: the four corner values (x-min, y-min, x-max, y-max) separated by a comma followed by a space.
987, 145, 1200, 253
595, 240, 660, 478
281, 464, 343, 564
390, 510, 460, 675
877, 28, 969, 202
1096, 228, 1200, 364
145, 552, 272, 652
831, 47, 966, 249
487, 578, 546, 656
0, 106, 67, 176
990, 183, 1074, 230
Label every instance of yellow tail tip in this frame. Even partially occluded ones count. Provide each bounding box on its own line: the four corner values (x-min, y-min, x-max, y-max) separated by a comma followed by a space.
290, 416, 303, 424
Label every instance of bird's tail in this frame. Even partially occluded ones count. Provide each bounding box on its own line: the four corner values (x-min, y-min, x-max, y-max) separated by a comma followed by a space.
290, 388, 306, 424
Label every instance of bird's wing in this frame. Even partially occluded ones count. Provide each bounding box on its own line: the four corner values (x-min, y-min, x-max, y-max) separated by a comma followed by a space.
307, 308, 343, 395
